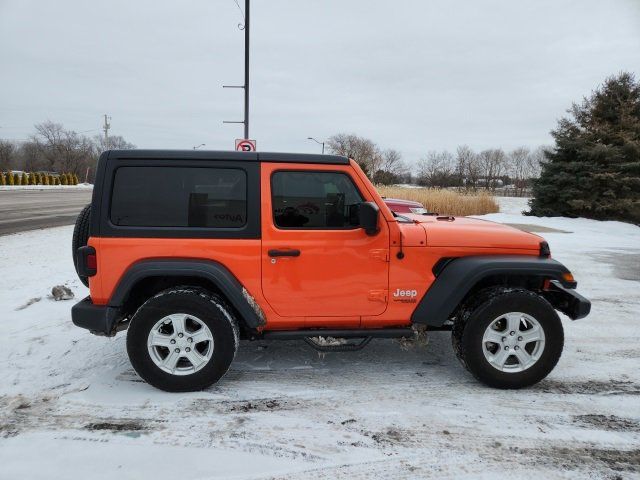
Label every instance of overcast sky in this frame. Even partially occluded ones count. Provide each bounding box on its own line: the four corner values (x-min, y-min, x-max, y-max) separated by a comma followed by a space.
1, 0, 639, 164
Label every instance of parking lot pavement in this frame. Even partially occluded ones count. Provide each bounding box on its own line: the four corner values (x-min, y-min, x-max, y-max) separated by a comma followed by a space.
0, 189, 92, 236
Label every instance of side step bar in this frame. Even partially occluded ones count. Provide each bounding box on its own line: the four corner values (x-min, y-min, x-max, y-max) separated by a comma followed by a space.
250, 326, 451, 352
257, 328, 414, 341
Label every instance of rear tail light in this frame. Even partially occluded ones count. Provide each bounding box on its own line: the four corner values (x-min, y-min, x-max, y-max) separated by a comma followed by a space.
77, 245, 97, 277
86, 253, 97, 270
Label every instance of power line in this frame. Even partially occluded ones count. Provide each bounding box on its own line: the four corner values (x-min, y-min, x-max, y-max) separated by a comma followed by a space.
232, 0, 245, 23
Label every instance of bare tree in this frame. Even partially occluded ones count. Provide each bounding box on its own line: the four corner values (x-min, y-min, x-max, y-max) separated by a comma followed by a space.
0, 140, 16, 171
527, 146, 546, 179
18, 141, 45, 172
508, 147, 530, 196
478, 148, 506, 190
455, 145, 475, 188
32, 121, 95, 175
33, 121, 95, 175
326, 133, 381, 176
417, 150, 455, 187
93, 134, 136, 153
372, 149, 409, 184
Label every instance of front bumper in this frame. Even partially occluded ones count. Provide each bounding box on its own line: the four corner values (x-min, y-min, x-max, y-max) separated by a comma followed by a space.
548, 280, 591, 320
71, 296, 122, 336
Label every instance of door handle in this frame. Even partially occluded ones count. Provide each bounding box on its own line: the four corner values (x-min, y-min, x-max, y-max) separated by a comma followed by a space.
268, 249, 301, 257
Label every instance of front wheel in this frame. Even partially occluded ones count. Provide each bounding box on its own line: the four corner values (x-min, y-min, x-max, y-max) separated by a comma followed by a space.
452, 288, 564, 389
126, 287, 239, 392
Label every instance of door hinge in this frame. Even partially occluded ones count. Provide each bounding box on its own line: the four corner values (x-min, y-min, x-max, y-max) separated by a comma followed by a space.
368, 289, 388, 302
369, 249, 389, 262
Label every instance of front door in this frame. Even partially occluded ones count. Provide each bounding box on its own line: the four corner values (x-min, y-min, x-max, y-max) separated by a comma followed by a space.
261, 163, 390, 319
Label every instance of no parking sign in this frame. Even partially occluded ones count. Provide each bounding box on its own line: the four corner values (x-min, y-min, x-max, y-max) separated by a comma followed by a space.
235, 139, 256, 152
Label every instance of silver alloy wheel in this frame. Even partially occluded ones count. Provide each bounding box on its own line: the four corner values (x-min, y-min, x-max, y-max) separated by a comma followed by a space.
147, 313, 214, 376
481, 312, 546, 373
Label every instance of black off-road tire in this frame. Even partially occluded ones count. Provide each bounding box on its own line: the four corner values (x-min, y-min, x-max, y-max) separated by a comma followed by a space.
72, 204, 91, 287
452, 287, 564, 389
126, 287, 240, 392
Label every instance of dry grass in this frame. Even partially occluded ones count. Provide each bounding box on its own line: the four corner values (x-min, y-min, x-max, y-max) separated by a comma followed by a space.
377, 186, 500, 216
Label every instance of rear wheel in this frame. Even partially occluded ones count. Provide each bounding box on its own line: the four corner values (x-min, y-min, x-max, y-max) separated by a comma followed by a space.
452, 288, 564, 389
126, 287, 239, 392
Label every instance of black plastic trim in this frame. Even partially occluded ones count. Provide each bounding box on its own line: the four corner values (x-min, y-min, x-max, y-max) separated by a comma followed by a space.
109, 259, 265, 328
104, 149, 348, 165
411, 255, 579, 326
259, 328, 413, 340
546, 280, 591, 320
540, 241, 551, 257
432, 257, 456, 277
268, 249, 301, 257
72, 296, 122, 336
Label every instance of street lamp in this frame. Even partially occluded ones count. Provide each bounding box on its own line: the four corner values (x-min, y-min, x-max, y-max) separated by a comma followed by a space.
307, 137, 325, 154
193, 144, 205, 150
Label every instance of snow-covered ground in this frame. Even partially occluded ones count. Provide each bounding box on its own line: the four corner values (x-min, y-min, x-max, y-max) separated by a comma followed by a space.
1, 198, 639, 479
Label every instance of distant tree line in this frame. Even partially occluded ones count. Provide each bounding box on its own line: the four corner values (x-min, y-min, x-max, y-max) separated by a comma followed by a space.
0, 121, 135, 182
326, 133, 545, 194
416, 145, 545, 194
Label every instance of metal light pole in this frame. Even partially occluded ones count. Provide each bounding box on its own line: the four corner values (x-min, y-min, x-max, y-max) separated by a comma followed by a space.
224, 0, 250, 139
307, 137, 325, 154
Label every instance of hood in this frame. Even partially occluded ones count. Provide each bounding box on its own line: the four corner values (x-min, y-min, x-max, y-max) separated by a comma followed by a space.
400, 214, 542, 251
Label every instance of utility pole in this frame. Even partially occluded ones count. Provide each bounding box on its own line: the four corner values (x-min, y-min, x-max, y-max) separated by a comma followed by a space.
224, 0, 250, 139
243, 0, 250, 139
103, 114, 111, 150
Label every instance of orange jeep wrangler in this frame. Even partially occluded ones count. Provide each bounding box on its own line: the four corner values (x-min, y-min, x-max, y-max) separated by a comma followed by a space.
71, 150, 590, 392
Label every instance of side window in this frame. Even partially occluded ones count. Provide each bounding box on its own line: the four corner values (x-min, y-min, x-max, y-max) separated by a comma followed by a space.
110, 166, 247, 228
271, 171, 363, 229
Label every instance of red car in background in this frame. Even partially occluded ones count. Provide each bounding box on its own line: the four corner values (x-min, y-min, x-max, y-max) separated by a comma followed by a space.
382, 197, 429, 215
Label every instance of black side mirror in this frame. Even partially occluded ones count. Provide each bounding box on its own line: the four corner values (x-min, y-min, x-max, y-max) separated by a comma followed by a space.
358, 201, 380, 236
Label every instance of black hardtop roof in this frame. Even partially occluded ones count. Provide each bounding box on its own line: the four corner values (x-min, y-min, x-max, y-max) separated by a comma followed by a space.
106, 149, 349, 165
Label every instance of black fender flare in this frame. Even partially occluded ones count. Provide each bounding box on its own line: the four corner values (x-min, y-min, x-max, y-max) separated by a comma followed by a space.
411, 256, 576, 326
109, 259, 265, 329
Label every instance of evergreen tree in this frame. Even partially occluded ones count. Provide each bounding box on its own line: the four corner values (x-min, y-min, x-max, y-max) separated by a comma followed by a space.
61, 173, 68, 185
8, 172, 14, 186
528, 72, 640, 224
0, 173, 5, 186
